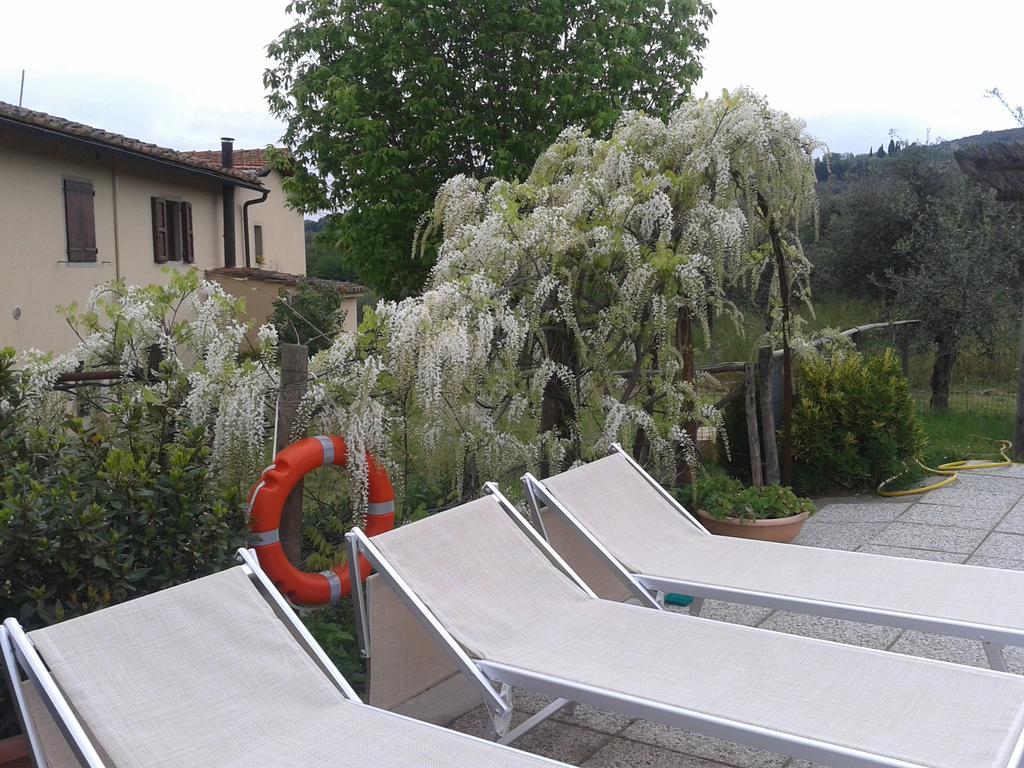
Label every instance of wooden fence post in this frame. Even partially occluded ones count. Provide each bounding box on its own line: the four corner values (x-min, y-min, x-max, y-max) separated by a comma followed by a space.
898, 326, 912, 379
276, 343, 309, 566
1015, 305, 1024, 461
757, 346, 781, 485
744, 363, 764, 487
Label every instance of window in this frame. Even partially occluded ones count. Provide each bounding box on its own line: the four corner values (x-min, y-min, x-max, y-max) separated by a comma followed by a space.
64, 180, 97, 262
253, 224, 264, 262
151, 197, 194, 263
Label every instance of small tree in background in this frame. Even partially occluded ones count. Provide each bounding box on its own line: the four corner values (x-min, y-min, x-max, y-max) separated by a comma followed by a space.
265, 0, 714, 298
887, 163, 1021, 408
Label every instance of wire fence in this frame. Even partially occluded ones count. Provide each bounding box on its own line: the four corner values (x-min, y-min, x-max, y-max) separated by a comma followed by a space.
853, 320, 1019, 418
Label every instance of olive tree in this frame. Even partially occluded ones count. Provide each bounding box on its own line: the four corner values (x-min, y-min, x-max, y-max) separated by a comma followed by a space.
888, 161, 1021, 408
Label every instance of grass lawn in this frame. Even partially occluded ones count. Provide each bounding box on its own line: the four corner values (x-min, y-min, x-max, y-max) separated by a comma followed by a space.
918, 405, 1014, 468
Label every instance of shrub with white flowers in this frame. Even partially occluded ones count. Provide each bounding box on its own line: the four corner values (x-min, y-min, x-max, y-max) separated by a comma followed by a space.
303, 89, 822, 501
14, 269, 279, 490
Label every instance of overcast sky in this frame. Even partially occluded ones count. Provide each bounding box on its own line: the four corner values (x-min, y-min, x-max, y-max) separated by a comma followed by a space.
1, 1, 1022, 156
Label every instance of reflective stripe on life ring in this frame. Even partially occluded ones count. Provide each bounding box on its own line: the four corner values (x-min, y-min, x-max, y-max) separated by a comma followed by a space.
248, 435, 396, 605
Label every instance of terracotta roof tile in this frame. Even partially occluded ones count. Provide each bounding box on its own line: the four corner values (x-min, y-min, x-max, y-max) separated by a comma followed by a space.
206, 267, 367, 295
181, 148, 290, 176
0, 100, 263, 188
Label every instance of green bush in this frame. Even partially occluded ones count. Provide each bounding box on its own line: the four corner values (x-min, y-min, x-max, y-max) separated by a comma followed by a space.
0, 347, 245, 736
791, 349, 924, 492
271, 278, 348, 355
679, 471, 814, 521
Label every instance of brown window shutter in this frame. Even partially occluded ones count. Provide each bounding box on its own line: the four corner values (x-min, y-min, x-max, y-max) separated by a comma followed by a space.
64, 180, 97, 262
152, 197, 168, 263
181, 201, 195, 263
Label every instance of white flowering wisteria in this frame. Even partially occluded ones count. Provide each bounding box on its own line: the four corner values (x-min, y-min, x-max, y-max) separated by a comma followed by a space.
304, 89, 822, 495
13, 270, 279, 488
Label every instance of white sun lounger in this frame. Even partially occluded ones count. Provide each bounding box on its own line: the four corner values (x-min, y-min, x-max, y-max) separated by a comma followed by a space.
347, 487, 1024, 768
523, 444, 1024, 671
0, 548, 569, 768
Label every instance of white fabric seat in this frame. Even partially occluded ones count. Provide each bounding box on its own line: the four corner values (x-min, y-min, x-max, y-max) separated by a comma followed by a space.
540, 452, 1024, 637
371, 496, 1024, 768
6, 566, 566, 768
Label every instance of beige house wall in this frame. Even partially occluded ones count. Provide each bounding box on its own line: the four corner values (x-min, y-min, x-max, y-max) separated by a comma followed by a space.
210, 272, 361, 347
0, 130, 306, 353
237, 171, 306, 276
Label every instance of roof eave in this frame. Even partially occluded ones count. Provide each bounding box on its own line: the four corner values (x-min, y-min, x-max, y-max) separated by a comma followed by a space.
0, 115, 265, 192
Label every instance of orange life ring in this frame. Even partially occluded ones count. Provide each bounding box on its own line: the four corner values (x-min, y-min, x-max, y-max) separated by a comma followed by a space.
248, 435, 395, 605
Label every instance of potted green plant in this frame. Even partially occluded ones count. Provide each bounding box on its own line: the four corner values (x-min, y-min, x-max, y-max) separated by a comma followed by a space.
680, 473, 815, 543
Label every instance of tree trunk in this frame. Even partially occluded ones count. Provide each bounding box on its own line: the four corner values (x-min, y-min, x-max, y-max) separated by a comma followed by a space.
929, 334, 957, 410
757, 345, 781, 485
770, 224, 794, 487
675, 308, 698, 486
756, 191, 794, 486
538, 322, 580, 478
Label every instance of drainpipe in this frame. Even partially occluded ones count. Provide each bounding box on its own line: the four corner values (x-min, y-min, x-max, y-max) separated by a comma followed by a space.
221, 137, 236, 267
242, 186, 270, 268
110, 156, 121, 280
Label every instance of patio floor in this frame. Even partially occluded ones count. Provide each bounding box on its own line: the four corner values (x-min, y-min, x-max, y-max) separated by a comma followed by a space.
445, 463, 1024, 767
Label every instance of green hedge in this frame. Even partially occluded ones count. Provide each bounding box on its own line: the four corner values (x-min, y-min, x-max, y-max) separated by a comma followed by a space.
791, 349, 923, 492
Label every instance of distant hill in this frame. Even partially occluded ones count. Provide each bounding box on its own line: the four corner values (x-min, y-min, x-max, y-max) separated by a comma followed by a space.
938, 126, 1024, 151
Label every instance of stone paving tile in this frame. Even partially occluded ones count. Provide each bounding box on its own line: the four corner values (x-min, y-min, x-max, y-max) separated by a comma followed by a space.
450, 707, 613, 764
512, 688, 555, 714
510, 720, 614, 764
913, 485, 1018, 513
963, 463, 1024, 479
996, 502, 1024, 534
866, 521, 988, 553
950, 473, 1024, 494
811, 502, 908, 524
897, 502, 1007, 530
855, 544, 967, 563
888, 630, 988, 668
792, 522, 888, 551
553, 703, 634, 736
583, 739, 726, 767
973, 532, 1024, 560
620, 721, 789, 768
965, 553, 1024, 571
690, 599, 774, 627
758, 611, 901, 649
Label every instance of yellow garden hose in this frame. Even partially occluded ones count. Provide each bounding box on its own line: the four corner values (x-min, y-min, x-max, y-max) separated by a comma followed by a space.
877, 440, 1012, 497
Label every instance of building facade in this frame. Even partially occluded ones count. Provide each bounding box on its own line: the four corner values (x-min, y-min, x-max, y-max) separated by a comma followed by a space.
0, 102, 308, 352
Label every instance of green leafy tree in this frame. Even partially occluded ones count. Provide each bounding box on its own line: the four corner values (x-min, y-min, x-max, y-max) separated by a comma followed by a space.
305, 218, 359, 282
265, 0, 714, 298
887, 161, 1021, 408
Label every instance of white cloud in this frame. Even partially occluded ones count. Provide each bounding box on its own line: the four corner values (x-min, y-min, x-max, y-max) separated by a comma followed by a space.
695, 0, 1024, 151
2, 0, 1021, 155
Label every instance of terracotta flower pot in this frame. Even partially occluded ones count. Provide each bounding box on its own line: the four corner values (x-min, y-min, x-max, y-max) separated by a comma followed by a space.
695, 508, 810, 543
0, 735, 31, 768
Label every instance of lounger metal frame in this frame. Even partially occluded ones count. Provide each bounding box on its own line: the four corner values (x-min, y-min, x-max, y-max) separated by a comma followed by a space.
348, 485, 1024, 767
2, 549, 567, 768
1, 548, 361, 768
521, 442, 1021, 672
